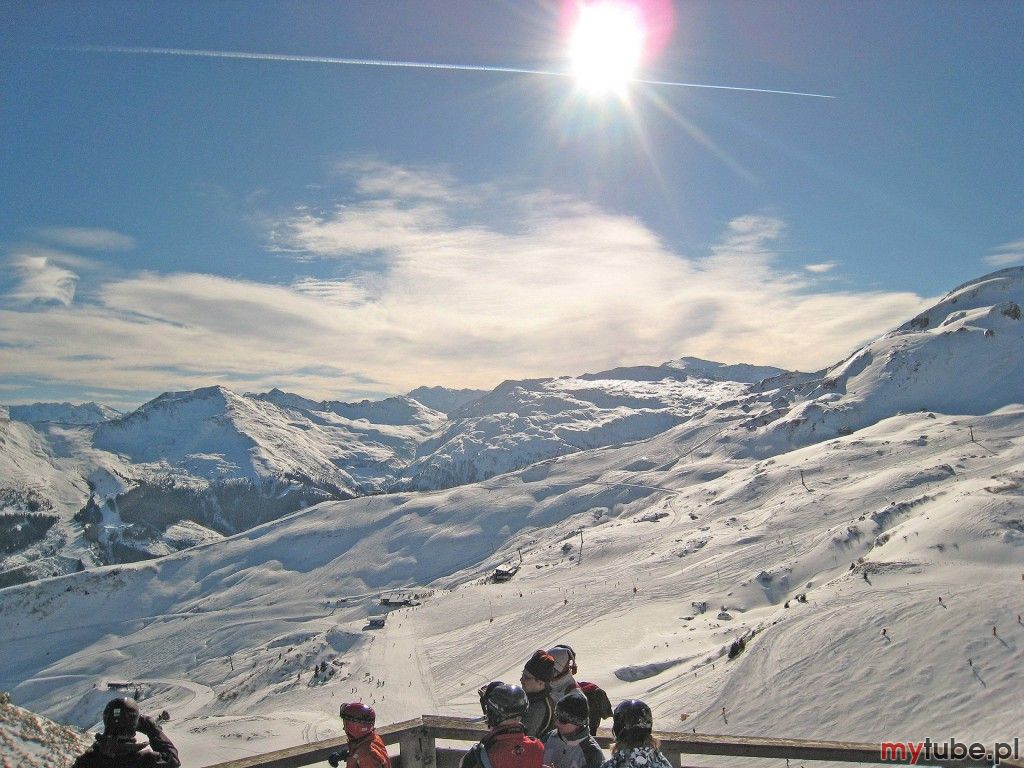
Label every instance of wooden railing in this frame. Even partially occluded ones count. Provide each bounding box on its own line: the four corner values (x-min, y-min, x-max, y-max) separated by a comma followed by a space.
206, 715, 1023, 768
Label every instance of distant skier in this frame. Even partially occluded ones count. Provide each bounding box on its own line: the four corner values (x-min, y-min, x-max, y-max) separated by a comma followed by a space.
547, 644, 613, 735
461, 682, 544, 768
328, 703, 389, 768
73, 697, 180, 768
542, 690, 604, 768
519, 650, 557, 738
600, 700, 672, 768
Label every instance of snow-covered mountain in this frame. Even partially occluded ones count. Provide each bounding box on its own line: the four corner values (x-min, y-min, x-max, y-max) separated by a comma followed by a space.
0, 411, 93, 587
0, 268, 1021, 767
397, 360, 816, 491
92, 385, 444, 492
405, 386, 488, 414
0, 387, 449, 585
0, 366, 810, 583
743, 267, 1023, 455
7, 401, 121, 426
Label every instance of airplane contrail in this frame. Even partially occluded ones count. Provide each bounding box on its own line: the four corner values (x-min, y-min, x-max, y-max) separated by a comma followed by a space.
58, 45, 835, 100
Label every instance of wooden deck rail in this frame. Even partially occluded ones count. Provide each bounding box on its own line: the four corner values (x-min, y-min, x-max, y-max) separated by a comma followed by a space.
206, 715, 1023, 768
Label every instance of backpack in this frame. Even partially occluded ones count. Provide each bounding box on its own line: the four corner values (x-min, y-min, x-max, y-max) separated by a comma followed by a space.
467, 728, 544, 768
577, 682, 612, 736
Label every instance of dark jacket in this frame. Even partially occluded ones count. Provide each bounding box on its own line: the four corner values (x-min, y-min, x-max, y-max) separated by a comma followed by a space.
459, 723, 544, 768
521, 689, 554, 739
73, 717, 180, 768
577, 683, 613, 737
542, 727, 605, 768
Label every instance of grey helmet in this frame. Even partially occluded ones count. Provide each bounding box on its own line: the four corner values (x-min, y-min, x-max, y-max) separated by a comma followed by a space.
612, 699, 653, 741
479, 681, 529, 727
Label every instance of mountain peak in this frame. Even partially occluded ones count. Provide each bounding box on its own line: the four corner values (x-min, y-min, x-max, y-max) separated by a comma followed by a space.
896, 265, 1023, 335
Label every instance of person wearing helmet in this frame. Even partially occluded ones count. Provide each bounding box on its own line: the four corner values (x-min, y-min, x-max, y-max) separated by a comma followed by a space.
600, 700, 671, 768
73, 697, 180, 768
519, 649, 556, 738
328, 702, 389, 768
546, 644, 612, 736
541, 690, 604, 768
461, 681, 544, 768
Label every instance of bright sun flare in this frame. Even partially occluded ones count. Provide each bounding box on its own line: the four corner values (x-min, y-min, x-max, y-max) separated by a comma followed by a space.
569, 1, 646, 95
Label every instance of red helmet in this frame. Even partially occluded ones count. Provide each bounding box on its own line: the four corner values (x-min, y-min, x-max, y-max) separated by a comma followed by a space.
340, 702, 376, 739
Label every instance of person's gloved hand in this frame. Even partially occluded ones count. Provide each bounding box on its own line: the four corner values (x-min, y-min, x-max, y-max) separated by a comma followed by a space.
136, 714, 161, 737
328, 746, 351, 767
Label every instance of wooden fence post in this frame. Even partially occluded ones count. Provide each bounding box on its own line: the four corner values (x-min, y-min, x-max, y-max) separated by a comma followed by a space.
400, 724, 436, 768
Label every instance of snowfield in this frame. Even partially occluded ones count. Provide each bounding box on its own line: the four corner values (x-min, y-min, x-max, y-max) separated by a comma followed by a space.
0, 267, 1022, 766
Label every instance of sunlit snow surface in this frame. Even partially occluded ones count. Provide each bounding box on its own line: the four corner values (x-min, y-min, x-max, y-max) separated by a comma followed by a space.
1, 268, 1022, 766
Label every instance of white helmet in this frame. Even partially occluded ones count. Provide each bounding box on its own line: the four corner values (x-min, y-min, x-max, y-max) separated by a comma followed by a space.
546, 644, 577, 680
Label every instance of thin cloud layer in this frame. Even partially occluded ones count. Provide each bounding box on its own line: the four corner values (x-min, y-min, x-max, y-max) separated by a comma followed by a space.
36, 227, 136, 251
984, 239, 1024, 268
0, 164, 931, 404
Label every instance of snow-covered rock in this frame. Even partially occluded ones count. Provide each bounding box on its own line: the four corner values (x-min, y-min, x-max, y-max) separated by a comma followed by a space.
0, 691, 91, 768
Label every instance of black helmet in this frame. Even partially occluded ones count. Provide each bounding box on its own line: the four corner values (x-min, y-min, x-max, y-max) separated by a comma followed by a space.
103, 697, 140, 737
612, 699, 653, 741
478, 681, 529, 727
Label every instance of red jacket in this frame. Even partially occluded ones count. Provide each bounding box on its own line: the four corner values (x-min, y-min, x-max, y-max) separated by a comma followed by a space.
460, 724, 544, 768
347, 732, 390, 768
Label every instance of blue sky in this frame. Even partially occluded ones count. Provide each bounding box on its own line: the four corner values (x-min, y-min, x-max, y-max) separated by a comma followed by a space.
2, 1, 1022, 410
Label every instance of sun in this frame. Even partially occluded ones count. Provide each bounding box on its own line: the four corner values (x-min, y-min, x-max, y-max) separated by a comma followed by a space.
568, 1, 646, 96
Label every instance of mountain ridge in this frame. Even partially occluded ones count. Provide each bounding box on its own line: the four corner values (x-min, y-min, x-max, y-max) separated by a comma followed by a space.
1, 267, 1020, 587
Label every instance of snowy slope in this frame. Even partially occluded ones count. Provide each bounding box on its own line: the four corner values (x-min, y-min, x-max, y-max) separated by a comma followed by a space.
0, 411, 92, 586
1, 404, 1021, 766
7, 402, 121, 426
258, 388, 448, 429
1, 268, 1022, 766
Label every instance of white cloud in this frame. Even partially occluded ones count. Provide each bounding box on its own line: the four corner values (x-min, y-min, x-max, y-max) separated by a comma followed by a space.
984, 239, 1024, 268
337, 158, 465, 202
290, 277, 375, 306
36, 227, 136, 251
805, 262, 837, 274
6, 254, 79, 305
0, 164, 931, 401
